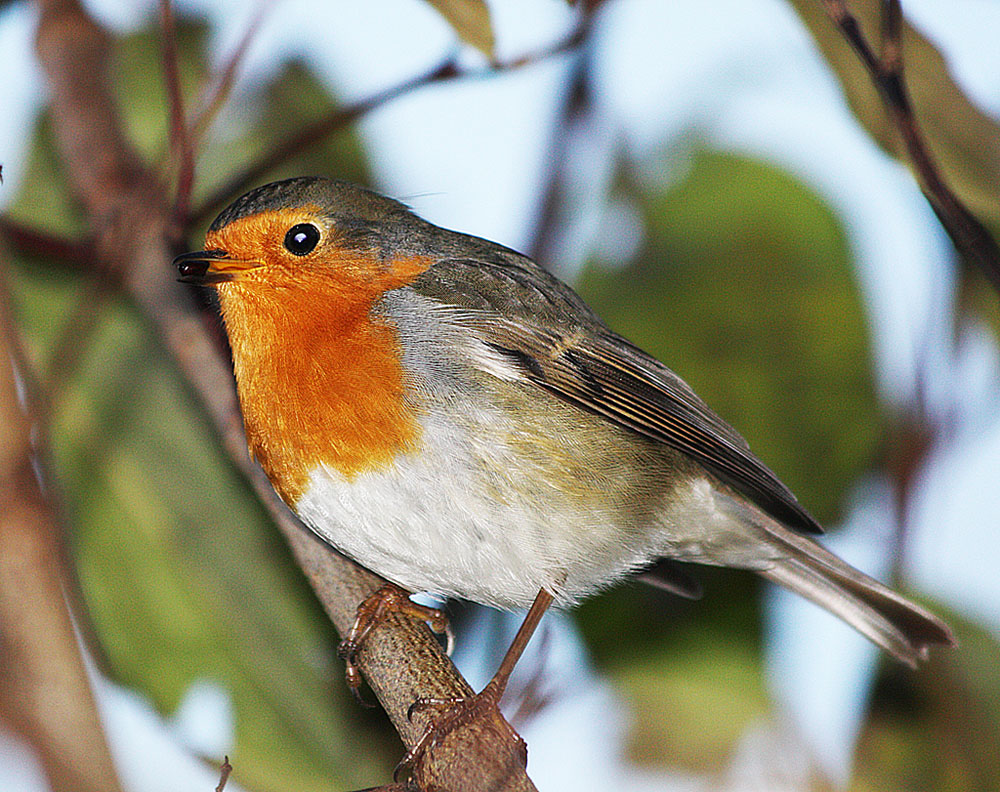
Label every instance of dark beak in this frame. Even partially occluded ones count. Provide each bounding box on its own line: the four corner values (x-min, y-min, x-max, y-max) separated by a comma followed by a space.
174, 249, 260, 284
174, 249, 231, 284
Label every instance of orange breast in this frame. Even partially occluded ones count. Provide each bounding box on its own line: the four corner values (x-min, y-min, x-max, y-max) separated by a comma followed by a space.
214, 242, 433, 507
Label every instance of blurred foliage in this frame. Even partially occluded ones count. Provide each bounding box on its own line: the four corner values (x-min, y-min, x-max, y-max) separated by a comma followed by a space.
789, 0, 1000, 234
3, 114, 86, 237
574, 147, 1000, 784
618, 626, 770, 771
6, 19, 394, 792
857, 612, 1000, 791
424, 0, 495, 57
956, 265, 1000, 343
578, 148, 884, 526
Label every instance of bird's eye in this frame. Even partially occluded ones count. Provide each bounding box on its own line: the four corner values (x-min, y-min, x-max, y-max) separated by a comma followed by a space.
283, 223, 320, 256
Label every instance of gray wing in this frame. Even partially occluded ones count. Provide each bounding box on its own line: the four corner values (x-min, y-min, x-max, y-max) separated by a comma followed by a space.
409, 255, 822, 535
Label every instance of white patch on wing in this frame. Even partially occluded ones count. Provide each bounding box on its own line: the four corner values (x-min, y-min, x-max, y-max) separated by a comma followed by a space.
465, 337, 526, 382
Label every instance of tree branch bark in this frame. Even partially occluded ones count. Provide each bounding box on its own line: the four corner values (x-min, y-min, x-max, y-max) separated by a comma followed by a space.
819, 0, 1000, 289
0, 265, 124, 792
27, 0, 538, 788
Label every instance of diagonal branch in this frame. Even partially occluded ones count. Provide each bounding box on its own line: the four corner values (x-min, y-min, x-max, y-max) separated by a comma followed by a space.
821, 0, 1000, 289
30, 0, 538, 788
0, 217, 92, 266
189, 56, 459, 226
188, 2, 271, 152
190, 18, 589, 226
0, 265, 124, 792
158, 0, 196, 223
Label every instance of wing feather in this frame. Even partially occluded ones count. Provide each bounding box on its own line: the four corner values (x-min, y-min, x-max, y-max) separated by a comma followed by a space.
410, 256, 823, 535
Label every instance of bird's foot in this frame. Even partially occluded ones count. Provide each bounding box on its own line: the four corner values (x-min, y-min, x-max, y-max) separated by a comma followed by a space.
393, 678, 527, 783
338, 583, 452, 702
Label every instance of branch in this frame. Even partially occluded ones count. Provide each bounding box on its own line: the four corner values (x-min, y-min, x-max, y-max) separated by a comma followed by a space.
821, 0, 1000, 289
528, 10, 597, 268
31, 1, 537, 788
190, 19, 589, 225
0, 217, 92, 266
187, 3, 270, 153
0, 264, 124, 792
158, 0, 196, 223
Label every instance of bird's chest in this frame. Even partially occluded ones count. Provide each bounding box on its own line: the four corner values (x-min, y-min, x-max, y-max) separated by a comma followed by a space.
291, 406, 573, 608
228, 303, 422, 507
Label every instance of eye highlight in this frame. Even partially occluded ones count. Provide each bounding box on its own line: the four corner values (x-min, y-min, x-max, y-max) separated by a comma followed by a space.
283, 223, 320, 256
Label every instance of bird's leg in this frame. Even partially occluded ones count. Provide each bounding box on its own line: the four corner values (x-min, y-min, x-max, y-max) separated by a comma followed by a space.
395, 588, 555, 782
338, 582, 451, 700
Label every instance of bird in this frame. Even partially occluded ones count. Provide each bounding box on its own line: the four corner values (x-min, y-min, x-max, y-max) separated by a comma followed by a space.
175, 175, 952, 767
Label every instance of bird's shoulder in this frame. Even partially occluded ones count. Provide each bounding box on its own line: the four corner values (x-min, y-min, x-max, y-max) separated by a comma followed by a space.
393, 245, 821, 535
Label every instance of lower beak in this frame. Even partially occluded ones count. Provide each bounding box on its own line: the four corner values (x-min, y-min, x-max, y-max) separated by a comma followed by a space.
174, 249, 261, 284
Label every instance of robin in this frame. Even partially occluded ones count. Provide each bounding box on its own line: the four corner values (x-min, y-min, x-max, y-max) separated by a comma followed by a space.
175, 176, 952, 768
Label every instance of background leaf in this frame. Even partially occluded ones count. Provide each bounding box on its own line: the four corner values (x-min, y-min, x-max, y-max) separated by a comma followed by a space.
787, 0, 1000, 235
423, 0, 495, 57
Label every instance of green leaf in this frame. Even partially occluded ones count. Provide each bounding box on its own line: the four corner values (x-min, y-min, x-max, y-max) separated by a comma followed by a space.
578, 148, 884, 526
787, 1, 1000, 234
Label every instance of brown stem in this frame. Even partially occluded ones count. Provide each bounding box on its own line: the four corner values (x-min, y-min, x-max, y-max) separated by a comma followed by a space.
529, 10, 597, 268
0, 217, 92, 266
0, 266, 124, 792
188, 3, 270, 150
190, 18, 589, 226
159, 0, 195, 223
190, 56, 461, 225
214, 755, 233, 792
30, 1, 540, 788
821, 0, 1000, 289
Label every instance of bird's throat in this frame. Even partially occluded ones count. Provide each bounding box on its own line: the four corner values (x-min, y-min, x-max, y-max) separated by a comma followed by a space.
218, 276, 425, 508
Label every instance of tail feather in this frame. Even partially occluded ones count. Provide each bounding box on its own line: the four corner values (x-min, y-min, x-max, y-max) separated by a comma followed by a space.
757, 519, 954, 667
710, 489, 954, 666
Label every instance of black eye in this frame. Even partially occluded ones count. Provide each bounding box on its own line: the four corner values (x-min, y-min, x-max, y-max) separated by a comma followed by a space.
283, 223, 320, 256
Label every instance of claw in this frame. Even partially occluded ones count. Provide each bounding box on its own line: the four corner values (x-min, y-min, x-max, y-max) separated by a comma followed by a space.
394, 682, 519, 783
338, 583, 452, 697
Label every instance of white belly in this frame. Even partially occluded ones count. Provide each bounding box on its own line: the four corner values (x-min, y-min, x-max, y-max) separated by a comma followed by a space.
293, 410, 665, 609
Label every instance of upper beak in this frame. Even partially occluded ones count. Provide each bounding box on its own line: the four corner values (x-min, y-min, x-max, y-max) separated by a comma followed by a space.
174, 249, 262, 284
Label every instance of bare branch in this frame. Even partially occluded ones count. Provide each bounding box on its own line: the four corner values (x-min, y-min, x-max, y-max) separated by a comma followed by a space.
529, 11, 597, 267
158, 0, 195, 223
35, 0, 148, 220
188, 2, 270, 150
190, 56, 461, 225
214, 755, 232, 792
0, 217, 92, 265
0, 265, 124, 792
821, 0, 1000, 289
190, 18, 589, 226
29, 1, 540, 787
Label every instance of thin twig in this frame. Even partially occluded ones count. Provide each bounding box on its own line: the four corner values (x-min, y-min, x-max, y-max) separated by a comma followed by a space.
188, 2, 271, 148
189, 56, 459, 225
189, 19, 589, 226
821, 0, 1000, 289
214, 756, 232, 792
0, 218, 92, 266
159, 0, 195, 223
529, 11, 597, 268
